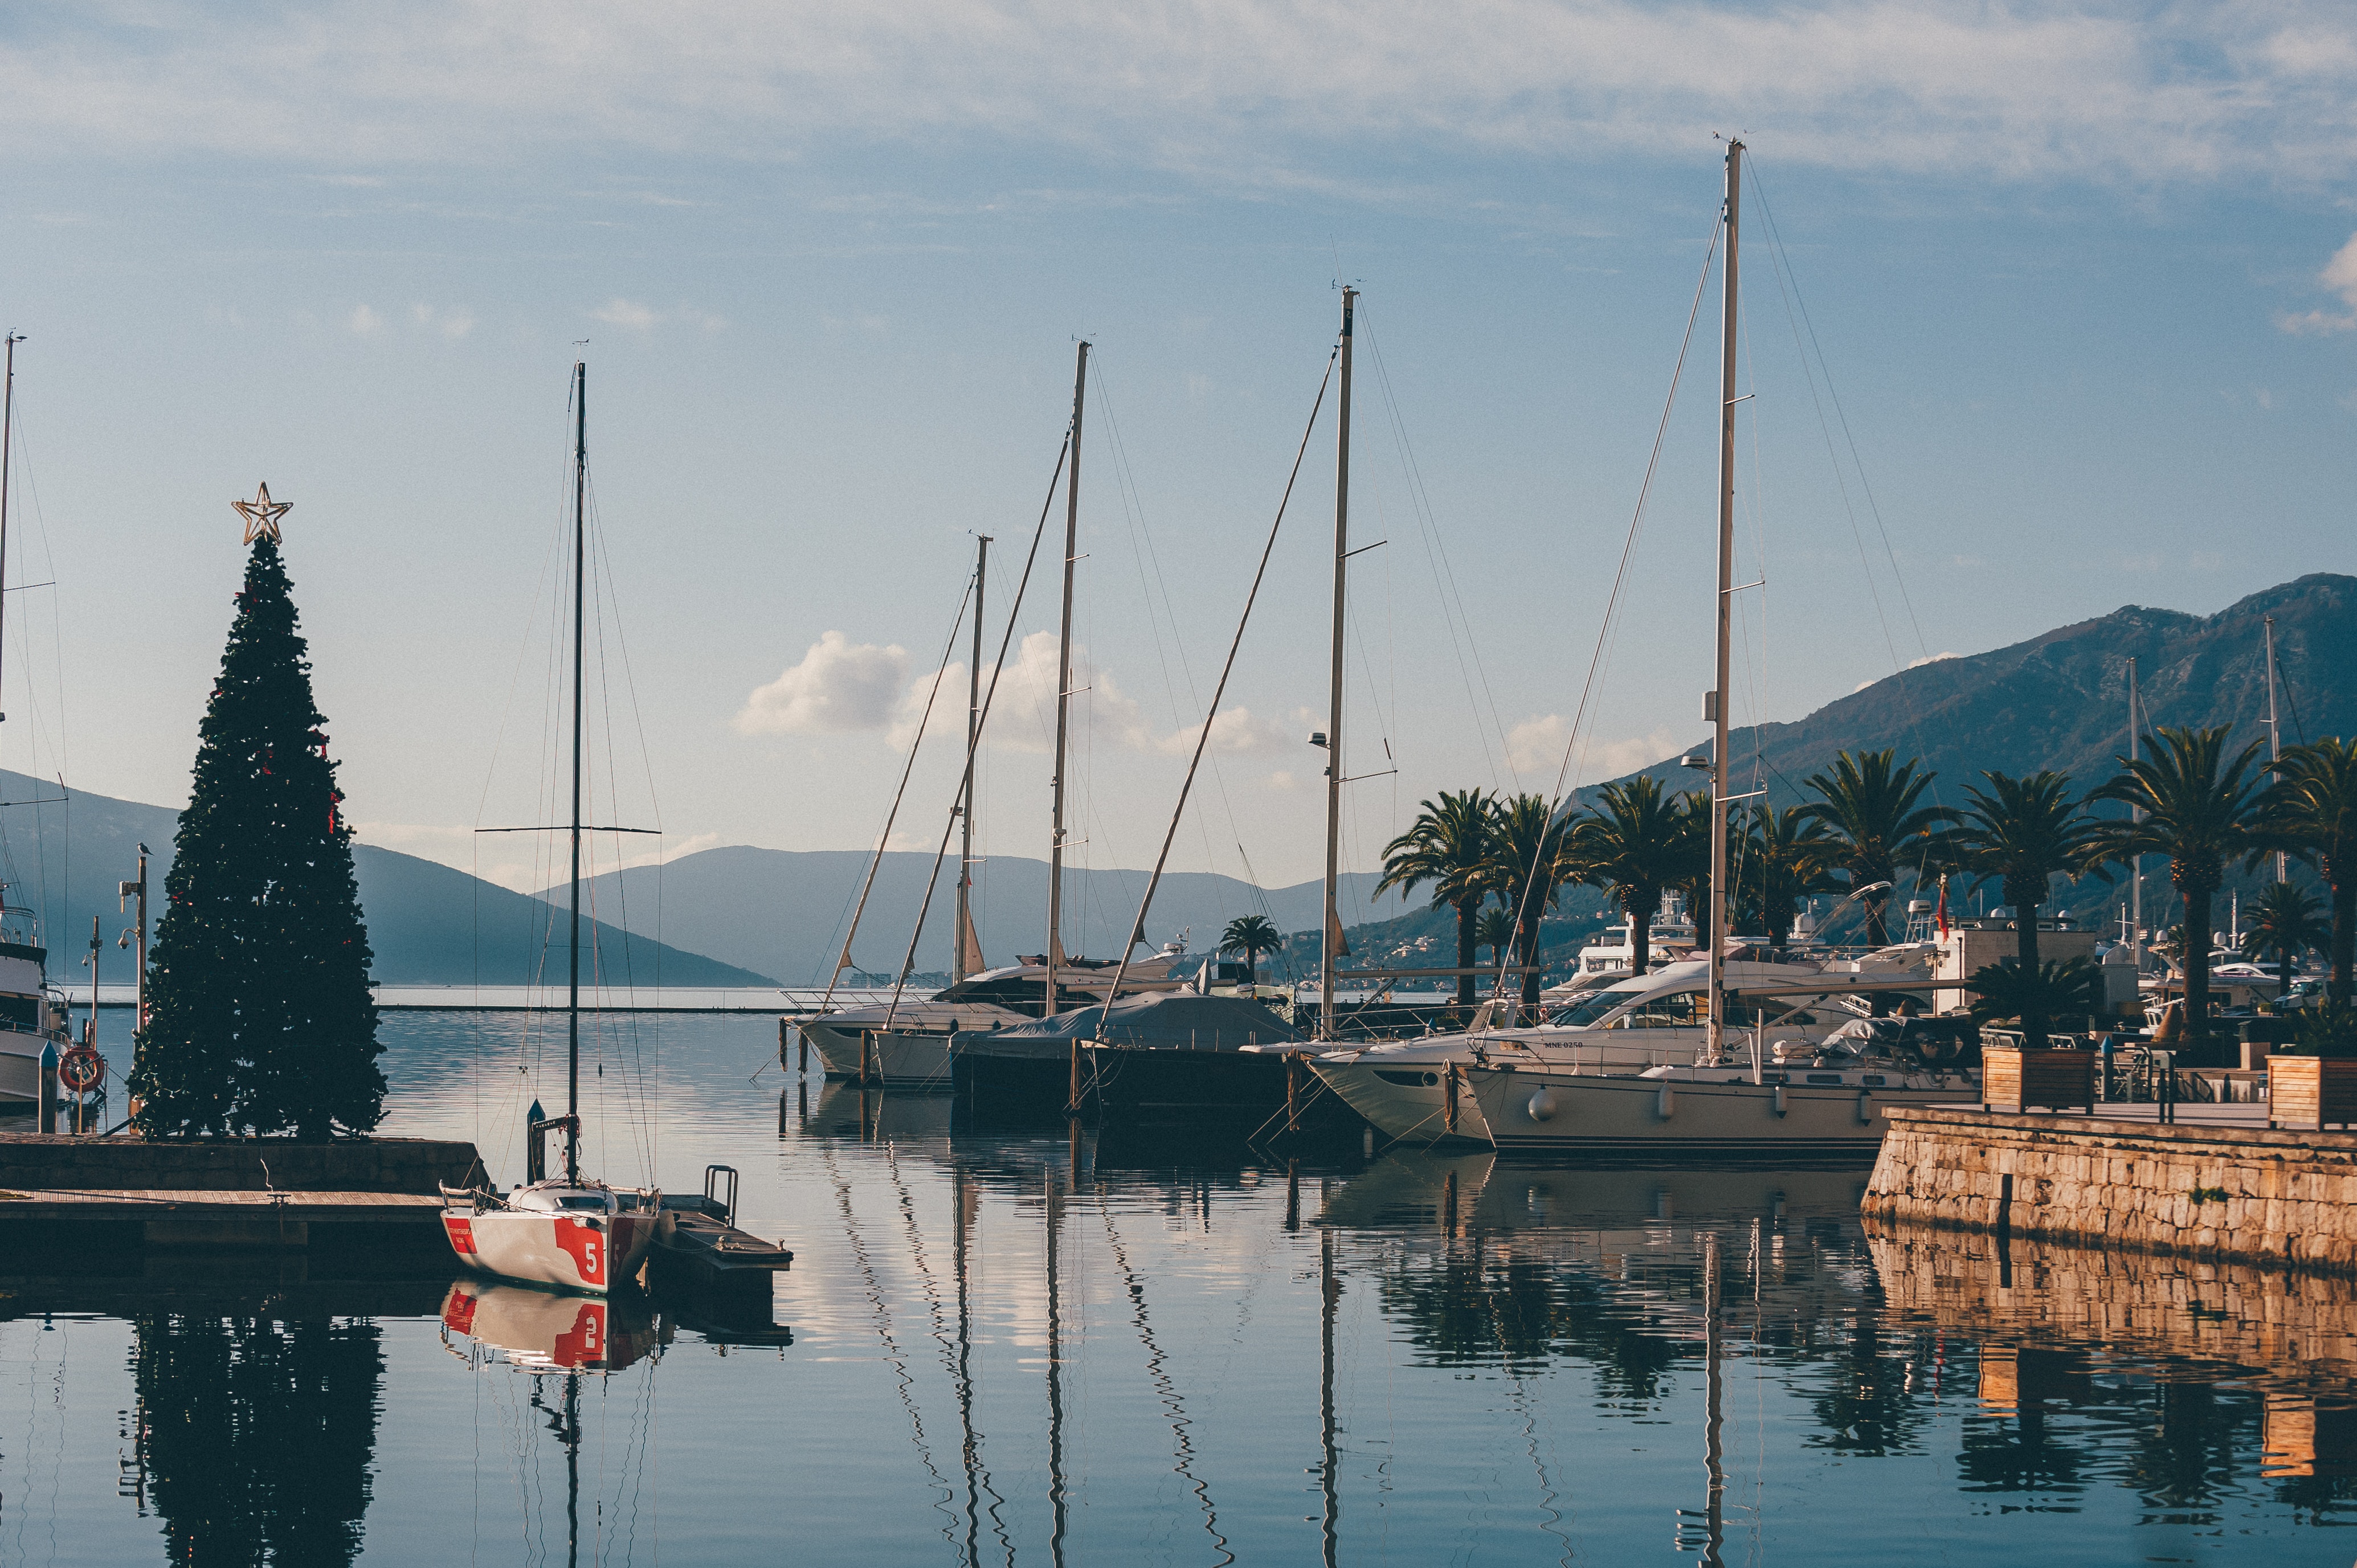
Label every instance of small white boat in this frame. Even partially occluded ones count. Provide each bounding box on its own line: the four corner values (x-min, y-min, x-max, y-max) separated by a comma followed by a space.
442, 1180, 664, 1296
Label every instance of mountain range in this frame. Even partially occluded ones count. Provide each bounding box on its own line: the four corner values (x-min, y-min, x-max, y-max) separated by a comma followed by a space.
3, 575, 2343, 985
1640, 574, 2356, 808
556, 848, 1427, 986
0, 770, 771, 987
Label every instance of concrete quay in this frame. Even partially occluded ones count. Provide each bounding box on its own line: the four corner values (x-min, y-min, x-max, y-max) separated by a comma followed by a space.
1865, 1104, 2357, 1276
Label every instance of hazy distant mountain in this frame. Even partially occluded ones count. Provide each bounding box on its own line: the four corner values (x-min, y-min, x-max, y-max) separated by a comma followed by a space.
556, 846, 1429, 986
0, 770, 771, 986
1629, 574, 2357, 806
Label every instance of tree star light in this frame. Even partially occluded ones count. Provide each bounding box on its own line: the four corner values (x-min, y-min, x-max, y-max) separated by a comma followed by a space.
232, 481, 292, 543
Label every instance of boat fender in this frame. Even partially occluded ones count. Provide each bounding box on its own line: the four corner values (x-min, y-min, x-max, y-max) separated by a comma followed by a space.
1771, 1085, 1787, 1117
1655, 1086, 1675, 1120
1856, 1092, 1874, 1125
1527, 1089, 1557, 1123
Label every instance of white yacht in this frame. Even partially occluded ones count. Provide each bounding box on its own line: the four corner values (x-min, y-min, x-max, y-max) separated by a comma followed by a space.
0, 936, 77, 1110
1465, 1014, 1980, 1160
794, 947, 1187, 1090
1309, 954, 1878, 1145
1572, 917, 1698, 978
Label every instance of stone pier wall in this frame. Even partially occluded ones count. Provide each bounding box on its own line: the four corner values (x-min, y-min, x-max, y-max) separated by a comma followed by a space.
0, 1134, 484, 1194
1864, 1107, 2357, 1276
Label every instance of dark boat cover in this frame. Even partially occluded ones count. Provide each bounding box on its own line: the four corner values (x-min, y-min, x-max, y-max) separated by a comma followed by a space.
954, 993, 1300, 1061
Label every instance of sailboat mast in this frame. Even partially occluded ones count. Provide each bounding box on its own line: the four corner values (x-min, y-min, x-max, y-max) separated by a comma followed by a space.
958, 535, 990, 983
2128, 658, 2142, 974
0, 334, 19, 722
567, 360, 587, 1185
2266, 615, 2285, 881
1047, 342, 1088, 1017
1707, 142, 1741, 1065
1320, 288, 1356, 1042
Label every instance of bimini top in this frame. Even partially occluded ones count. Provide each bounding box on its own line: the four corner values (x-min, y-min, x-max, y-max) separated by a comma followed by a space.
962, 992, 1301, 1058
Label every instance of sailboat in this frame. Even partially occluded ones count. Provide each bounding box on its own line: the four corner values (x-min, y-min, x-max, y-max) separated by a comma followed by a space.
440, 360, 663, 1293
1453, 143, 1979, 1158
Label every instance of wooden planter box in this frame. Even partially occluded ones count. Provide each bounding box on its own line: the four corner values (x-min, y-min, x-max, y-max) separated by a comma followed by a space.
2267, 1056, 2357, 1131
1984, 1046, 2094, 1114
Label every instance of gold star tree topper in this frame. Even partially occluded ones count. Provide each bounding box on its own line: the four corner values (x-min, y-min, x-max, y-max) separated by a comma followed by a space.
233, 482, 292, 543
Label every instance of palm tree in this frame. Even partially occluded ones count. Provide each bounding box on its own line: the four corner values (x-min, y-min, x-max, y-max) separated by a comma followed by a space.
2093, 725, 2273, 1046
1376, 789, 1498, 1008
1966, 957, 2105, 1034
1741, 803, 1843, 952
1219, 914, 1282, 989
1931, 770, 2111, 1049
1568, 775, 1687, 981
1799, 749, 1954, 948
2240, 881, 2327, 1001
1485, 793, 1586, 1006
2264, 737, 2357, 1005
1475, 907, 1514, 963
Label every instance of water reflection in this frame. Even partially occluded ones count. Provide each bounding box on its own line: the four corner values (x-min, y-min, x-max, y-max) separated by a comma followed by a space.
14, 1012, 2357, 1563
127, 1309, 383, 1566
1869, 1221, 2357, 1520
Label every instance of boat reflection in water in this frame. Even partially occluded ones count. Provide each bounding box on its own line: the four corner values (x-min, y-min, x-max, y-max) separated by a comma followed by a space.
439, 1278, 663, 1373
438, 1279, 667, 1568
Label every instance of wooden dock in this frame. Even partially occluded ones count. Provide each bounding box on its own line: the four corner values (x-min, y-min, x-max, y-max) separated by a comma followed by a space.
0, 1186, 444, 1247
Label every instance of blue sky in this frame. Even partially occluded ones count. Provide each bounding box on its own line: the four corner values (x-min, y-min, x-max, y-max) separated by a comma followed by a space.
2, 0, 2354, 903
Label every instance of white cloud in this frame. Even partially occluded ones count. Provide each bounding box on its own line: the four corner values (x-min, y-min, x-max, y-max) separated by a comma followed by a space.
9, 1, 2357, 189
1267, 769, 1297, 790
1508, 715, 1681, 779
348, 303, 383, 336
1905, 650, 1960, 669
1153, 704, 1291, 757
2280, 232, 2357, 334
411, 302, 475, 338
897, 632, 1293, 756
591, 297, 660, 331
887, 660, 968, 751
590, 297, 725, 333
734, 631, 910, 735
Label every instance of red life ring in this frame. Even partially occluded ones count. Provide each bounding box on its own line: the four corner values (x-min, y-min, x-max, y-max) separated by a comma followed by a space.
56, 1045, 104, 1094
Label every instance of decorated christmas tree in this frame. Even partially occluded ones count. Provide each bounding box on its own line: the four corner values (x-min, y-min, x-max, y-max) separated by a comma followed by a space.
131, 486, 383, 1137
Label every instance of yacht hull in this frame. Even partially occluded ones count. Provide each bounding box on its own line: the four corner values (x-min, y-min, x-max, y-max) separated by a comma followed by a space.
1466, 1065, 1979, 1162
800, 1025, 959, 1091
0, 1041, 40, 1104
442, 1209, 660, 1295
1086, 1046, 1365, 1132
1309, 1059, 1492, 1146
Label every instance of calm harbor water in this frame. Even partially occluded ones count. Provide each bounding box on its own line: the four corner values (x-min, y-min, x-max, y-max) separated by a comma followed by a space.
6, 1010, 2355, 1565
